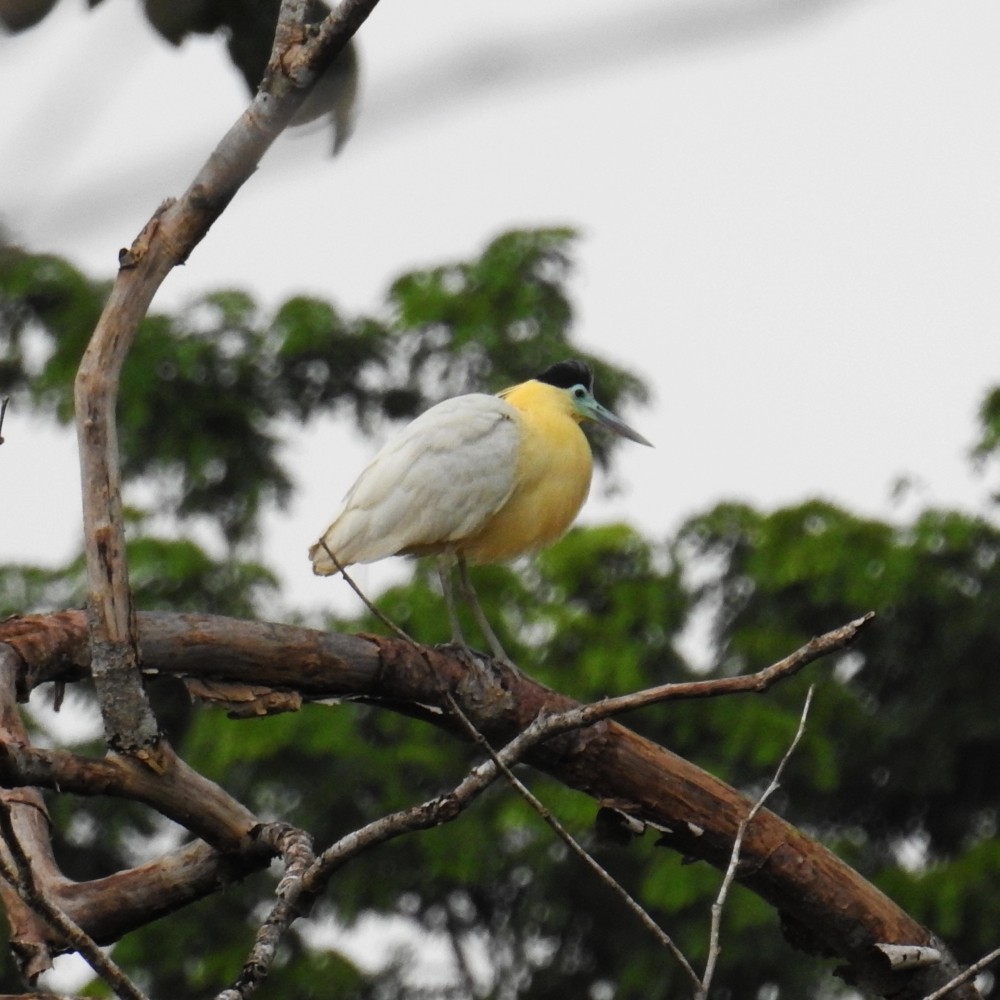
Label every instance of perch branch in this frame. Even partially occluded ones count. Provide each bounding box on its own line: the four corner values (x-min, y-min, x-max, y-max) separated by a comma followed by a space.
0, 610, 982, 999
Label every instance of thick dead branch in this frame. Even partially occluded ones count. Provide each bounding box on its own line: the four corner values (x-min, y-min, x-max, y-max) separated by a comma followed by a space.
0, 612, 981, 999
56, 840, 268, 947
0, 741, 257, 851
72, 0, 383, 755
0, 642, 270, 980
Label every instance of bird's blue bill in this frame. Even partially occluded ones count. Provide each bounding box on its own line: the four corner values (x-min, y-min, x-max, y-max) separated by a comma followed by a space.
580, 395, 654, 447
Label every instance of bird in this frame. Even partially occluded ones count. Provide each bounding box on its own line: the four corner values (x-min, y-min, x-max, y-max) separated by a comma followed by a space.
310, 359, 652, 661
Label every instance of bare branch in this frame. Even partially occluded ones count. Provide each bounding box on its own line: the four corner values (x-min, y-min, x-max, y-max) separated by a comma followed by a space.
0, 645, 69, 978
699, 685, 815, 998
252, 822, 316, 899
446, 693, 701, 990
0, 739, 258, 850
218, 730, 520, 999
1, 641, 273, 966
561, 612, 875, 727
1, 611, 981, 999
72, 0, 383, 755
0, 799, 148, 1000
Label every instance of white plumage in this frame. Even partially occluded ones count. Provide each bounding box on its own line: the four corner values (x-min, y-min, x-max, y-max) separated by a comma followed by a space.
310, 393, 521, 572
310, 359, 652, 661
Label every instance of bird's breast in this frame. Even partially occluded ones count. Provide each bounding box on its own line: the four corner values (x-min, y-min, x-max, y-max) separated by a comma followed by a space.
459, 407, 592, 564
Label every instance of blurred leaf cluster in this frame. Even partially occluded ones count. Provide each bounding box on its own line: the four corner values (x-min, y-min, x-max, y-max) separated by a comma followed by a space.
0, 0, 360, 153
2, 227, 1000, 999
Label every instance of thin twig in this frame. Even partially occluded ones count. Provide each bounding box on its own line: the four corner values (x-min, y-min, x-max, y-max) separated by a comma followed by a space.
697, 685, 815, 999
0, 798, 149, 1000
579, 614, 872, 725
462, 616, 871, 753
920, 945, 1000, 1000
317, 539, 417, 644
445, 693, 702, 990
218, 715, 534, 999
252, 822, 315, 899
0, 395, 8, 445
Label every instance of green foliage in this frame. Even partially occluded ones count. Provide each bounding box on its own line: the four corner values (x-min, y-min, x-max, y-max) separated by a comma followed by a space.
973, 385, 1000, 506
523, 522, 687, 707
0, 535, 275, 621
3, 227, 999, 999
678, 499, 1000, 857
387, 228, 646, 467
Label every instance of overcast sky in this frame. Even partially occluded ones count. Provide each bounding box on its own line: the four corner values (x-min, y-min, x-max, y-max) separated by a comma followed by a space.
2, 0, 999, 614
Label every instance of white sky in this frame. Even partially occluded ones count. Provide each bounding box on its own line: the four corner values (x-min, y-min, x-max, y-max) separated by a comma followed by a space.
2, 0, 999, 615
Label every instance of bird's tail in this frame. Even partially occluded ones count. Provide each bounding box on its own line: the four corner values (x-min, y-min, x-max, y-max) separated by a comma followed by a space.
309, 536, 344, 576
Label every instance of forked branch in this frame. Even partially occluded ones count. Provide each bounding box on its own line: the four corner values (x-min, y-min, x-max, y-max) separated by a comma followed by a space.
0, 610, 982, 999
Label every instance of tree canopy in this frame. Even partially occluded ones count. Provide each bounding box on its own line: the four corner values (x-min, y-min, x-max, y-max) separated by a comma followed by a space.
1, 3, 998, 999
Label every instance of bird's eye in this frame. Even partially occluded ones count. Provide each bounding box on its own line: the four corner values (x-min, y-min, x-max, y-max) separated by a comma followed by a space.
573, 386, 587, 399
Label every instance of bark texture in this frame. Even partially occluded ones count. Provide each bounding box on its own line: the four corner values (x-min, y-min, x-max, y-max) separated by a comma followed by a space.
0, 611, 981, 1000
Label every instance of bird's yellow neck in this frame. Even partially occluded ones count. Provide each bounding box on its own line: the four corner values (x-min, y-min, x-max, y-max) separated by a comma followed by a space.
456, 378, 592, 564
499, 379, 583, 425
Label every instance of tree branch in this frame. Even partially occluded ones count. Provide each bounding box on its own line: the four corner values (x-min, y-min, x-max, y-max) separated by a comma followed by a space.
0, 641, 273, 973
698, 685, 815, 998
218, 730, 519, 999
0, 610, 982, 998
0, 740, 258, 851
72, 0, 383, 755
445, 692, 701, 990
567, 612, 874, 724
0, 799, 148, 1000
920, 946, 1000, 1000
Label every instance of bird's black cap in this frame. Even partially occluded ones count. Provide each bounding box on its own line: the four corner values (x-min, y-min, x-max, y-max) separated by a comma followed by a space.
536, 359, 594, 392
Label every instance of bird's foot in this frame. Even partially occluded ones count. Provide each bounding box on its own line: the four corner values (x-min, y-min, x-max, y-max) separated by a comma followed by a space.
436, 641, 515, 669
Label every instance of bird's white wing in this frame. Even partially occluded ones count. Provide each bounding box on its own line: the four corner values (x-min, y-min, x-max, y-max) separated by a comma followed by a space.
312, 393, 520, 569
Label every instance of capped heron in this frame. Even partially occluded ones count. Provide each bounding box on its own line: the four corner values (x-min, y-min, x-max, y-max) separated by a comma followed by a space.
310, 359, 652, 660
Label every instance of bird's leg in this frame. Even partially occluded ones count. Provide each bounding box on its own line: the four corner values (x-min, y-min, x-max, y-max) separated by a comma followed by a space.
457, 556, 512, 664
438, 556, 467, 646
